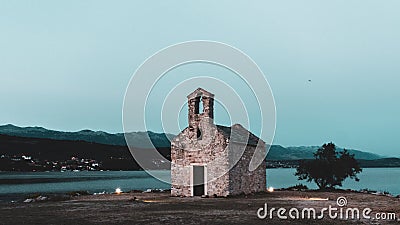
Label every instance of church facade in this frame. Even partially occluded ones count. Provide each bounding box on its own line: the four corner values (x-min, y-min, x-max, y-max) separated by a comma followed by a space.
171, 88, 267, 197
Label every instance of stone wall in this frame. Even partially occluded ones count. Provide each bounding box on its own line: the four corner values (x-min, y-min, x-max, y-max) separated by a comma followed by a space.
228, 143, 267, 195
171, 88, 266, 197
171, 124, 267, 196
171, 119, 230, 197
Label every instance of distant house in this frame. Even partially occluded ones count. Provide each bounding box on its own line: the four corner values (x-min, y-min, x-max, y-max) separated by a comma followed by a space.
171, 88, 267, 197
11, 157, 21, 161
22, 155, 31, 160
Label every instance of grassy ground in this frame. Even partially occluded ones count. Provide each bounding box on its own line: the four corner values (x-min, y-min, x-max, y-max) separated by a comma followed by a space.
0, 190, 399, 225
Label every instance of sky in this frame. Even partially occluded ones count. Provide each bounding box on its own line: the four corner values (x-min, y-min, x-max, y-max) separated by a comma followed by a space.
0, 0, 399, 156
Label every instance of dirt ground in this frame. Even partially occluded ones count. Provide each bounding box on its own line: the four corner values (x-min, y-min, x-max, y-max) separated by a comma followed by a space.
0, 190, 399, 225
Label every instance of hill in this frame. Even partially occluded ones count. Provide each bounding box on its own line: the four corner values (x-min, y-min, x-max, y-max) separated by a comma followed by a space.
0, 124, 174, 148
0, 124, 387, 160
0, 124, 398, 171
0, 134, 170, 171
267, 145, 383, 160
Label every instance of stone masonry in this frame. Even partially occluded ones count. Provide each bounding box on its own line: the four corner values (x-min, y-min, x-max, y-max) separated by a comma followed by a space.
171, 88, 267, 197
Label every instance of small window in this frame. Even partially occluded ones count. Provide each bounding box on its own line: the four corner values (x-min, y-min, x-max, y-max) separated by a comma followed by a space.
194, 96, 203, 115
194, 97, 200, 114
199, 97, 203, 114
197, 128, 202, 140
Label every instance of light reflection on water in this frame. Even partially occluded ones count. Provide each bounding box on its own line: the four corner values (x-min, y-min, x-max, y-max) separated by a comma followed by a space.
0, 170, 171, 195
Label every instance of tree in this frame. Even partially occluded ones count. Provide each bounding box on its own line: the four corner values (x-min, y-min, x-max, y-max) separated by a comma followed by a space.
295, 142, 362, 190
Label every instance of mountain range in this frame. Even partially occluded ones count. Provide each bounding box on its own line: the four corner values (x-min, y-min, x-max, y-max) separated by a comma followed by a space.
0, 124, 393, 161
0, 124, 174, 148
266, 145, 384, 160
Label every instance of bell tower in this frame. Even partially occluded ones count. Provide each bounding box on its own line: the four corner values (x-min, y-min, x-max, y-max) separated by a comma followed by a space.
187, 88, 214, 139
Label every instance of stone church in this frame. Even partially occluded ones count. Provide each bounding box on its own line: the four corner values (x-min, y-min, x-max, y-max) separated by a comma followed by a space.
171, 88, 267, 197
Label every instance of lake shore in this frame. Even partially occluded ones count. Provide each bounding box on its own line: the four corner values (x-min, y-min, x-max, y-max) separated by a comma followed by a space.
0, 190, 399, 224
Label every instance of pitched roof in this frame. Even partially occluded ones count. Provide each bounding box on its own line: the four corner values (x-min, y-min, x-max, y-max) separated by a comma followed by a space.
216, 124, 264, 147
187, 87, 215, 99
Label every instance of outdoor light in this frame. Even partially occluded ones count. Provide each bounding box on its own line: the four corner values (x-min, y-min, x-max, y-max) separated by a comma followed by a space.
115, 188, 122, 194
267, 187, 274, 192
308, 197, 329, 201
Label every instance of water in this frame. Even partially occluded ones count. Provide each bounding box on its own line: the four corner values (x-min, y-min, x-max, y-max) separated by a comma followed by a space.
0, 168, 398, 197
267, 167, 400, 195
0, 171, 171, 195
